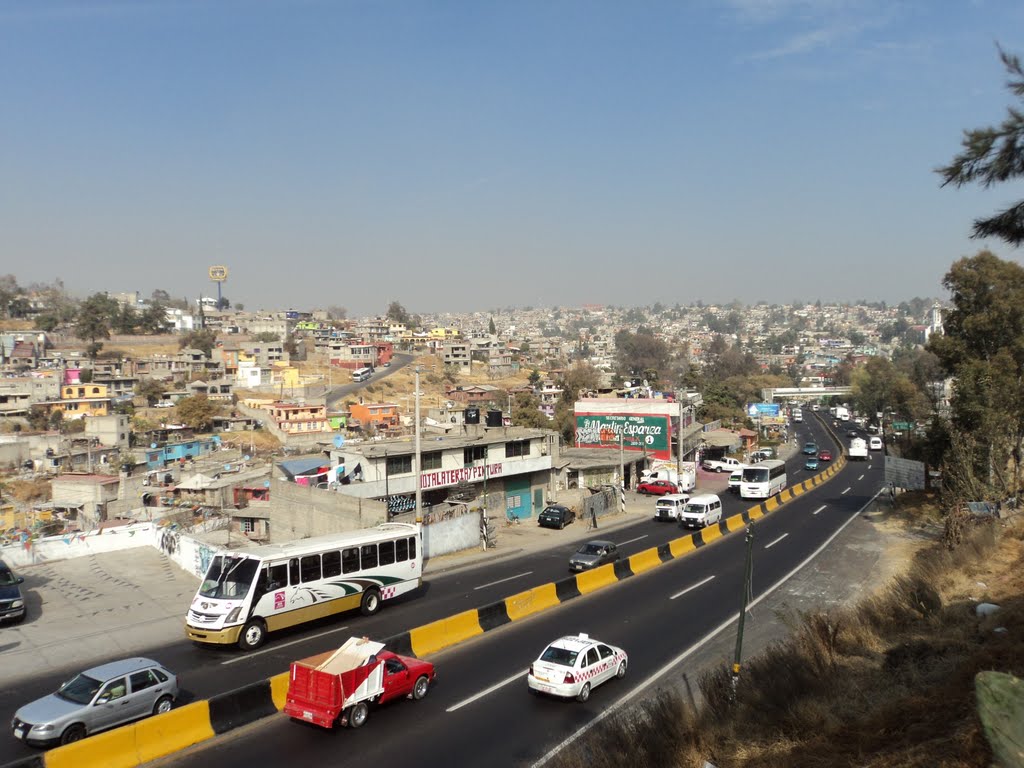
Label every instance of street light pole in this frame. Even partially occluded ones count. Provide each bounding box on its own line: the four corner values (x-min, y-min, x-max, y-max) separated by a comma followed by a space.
415, 365, 422, 524
732, 525, 755, 697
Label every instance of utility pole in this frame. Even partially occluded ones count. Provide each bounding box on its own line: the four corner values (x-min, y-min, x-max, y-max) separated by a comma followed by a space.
619, 430, 625, 514
415, 365, 422, 524
732, 525, 755, 697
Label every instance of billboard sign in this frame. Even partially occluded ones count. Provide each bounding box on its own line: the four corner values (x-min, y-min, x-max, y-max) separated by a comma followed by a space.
747, 403, 780, 418
575, 413, 671, 460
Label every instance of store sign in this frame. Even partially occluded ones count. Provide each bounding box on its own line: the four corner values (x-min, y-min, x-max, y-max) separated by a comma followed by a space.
574, 414, 671, 459
420, 463, 504, 490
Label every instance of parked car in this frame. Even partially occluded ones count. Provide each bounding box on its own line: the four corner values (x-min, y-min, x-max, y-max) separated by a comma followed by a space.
527, 633, 627, 701
702, 456, 745, 473
538, 504, 575, 530
805, 457, 820, 471
12, 657, 178, 747
802, 442, 818, 456
568, 540, 619, 572
636, 479, 678, 496
0, 559, 26, 623
818, 449, 833, 462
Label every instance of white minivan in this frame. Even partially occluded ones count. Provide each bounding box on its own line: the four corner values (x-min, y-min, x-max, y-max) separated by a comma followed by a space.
869, 436, 883, 451
654, 493, 690, 522
679, 494, 723, 529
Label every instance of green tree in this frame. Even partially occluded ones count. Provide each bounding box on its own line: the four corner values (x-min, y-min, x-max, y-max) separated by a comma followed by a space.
175, 394, 220, 431
75, 293, 118, 358
928, 251, 1024, 498
27, 405, 49, 431
138, 303, 170, 334
253, 332, 281, 342
488, 316, 496, 335
136, 379, 167, 406
528, 369, 542, 387
386, 301, 410, 325
112, 304, 139, 334
0, 274, 21, 319
614, 328, 672, 387
180, 328, 218, 357
511, 392, 550, 429
938, 47, 1024, 245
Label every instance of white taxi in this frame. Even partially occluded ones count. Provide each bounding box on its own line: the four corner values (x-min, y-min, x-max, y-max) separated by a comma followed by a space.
527, 633, 627, 702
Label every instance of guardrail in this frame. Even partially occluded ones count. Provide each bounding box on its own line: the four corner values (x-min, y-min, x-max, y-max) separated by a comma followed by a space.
3, 456, 846, 768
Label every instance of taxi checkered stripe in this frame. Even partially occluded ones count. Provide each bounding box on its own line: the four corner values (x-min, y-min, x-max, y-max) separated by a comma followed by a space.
380, 586, 398, 600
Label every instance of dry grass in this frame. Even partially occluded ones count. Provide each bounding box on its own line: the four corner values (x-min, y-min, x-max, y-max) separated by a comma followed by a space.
547, 496, 1024, 768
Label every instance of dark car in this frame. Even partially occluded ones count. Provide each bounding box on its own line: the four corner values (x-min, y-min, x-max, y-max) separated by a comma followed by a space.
802, 442, 818, 456
538, 505, 575, 530
818, 449, 833, 462
636, 479, 678, 496
0, 559, 26, 623
568, 540, 619, 572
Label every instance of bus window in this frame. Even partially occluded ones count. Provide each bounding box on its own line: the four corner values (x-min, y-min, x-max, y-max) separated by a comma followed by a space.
289, 558, 300, 585
360, 544, 378, 570
268, 562, 288, 589
379, 540, 396, 566
341, 547, 360, 574
322, 550, 341, 578
300, 554, 322, 583
408, 536, 416, 560
395, 538, 409, 562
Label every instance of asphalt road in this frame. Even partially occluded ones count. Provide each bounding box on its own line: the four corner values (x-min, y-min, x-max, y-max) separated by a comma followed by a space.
0, 415, 868, 765
324, 352, 415, 409
138, 421, 884, 768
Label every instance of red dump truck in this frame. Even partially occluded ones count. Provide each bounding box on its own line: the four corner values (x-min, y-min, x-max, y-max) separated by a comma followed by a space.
284, 637, 436, 729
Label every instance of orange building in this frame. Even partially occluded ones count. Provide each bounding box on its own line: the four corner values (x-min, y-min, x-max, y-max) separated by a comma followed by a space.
348, 402, 401, 434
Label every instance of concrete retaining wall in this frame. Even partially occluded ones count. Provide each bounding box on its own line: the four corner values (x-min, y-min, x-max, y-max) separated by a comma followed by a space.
266, 477, 387, 541
0, 522, 155, 569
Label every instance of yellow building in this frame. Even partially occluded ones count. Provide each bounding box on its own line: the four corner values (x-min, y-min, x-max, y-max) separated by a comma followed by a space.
50, 383, 111, 419
270, 363, 301, 389
428, 327, 461, 340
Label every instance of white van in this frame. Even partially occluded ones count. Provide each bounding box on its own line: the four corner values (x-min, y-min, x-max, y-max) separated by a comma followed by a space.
728, 469, 743, 493
654, 493, 690, 522
792, 409, 803, 423
679, 494, 723, 529
869, 436, 883, 451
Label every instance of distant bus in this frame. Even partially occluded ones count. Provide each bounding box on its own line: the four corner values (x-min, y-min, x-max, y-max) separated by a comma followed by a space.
740, 459, 788, 500
352, 367, 373, 382
185, 523, 423, 650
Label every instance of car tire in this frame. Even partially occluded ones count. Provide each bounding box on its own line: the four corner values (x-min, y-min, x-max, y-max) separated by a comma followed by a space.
412, 675, 430, 700
616, 660, 627, 679
60, 724, 86, 745
360, 588, 381, 616
558, 521, 565, 530
153, 695, 174, 716
237, 618, 267, 651
576, 683, 591, 703
348, 702, 369, 728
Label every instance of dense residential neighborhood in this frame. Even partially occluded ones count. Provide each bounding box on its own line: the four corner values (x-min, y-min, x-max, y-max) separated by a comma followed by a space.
0, 277, 951, 557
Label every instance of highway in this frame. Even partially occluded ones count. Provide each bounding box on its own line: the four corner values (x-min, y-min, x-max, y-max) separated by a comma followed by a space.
0, 415, 879, 765
134, 417, 882, 768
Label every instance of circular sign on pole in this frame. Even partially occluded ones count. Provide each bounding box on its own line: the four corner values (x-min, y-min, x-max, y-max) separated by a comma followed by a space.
208, 265, 229, 282
333, 434, 345, 449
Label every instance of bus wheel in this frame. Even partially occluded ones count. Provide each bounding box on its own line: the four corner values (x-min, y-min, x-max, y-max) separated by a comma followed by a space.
238, 619, 267, 650
360, 588, 381, 616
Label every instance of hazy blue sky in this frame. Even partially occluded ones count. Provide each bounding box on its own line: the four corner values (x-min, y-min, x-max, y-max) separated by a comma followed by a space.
2, 0, 1022, 317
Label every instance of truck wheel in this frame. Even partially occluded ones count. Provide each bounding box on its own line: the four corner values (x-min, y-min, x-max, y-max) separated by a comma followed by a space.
237, 619, 267, 651
349, 702, 369, 728
412, 675, 430, 700
360, 588, 381, 616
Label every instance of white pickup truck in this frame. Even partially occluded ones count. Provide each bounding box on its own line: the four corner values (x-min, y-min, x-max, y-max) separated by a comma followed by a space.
702, 456, 745, 474
849, 438, 868, 460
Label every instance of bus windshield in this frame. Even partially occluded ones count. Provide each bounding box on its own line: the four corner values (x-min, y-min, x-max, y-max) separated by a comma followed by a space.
742, 467, 769, 483
199, 555, 260, 599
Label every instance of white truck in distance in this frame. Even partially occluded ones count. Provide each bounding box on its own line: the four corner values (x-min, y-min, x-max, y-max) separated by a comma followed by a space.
702, 456, 745, 474
830, 405, 850, 422
849, 437, 868, 460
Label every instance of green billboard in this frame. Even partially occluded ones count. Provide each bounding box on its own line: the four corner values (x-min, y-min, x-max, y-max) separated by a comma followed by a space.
574, 413, 671, 460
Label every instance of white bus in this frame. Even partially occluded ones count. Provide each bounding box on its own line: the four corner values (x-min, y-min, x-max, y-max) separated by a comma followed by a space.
185, 523, 422, 650
740, 459, 788, 500
352, 367, 373, 382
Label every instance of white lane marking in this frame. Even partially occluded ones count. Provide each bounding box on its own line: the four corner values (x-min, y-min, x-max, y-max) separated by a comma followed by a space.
446, 670, 526, 712
618, 535, 648, 547
669, 574, 715, 600
841, 487, 851, 495
764, 533, 788, 549
857, 474, 864, 481
532, 487, 886, 767
221, 626, 349, 665
813, 505, 826, 516
474, 572, 533, 591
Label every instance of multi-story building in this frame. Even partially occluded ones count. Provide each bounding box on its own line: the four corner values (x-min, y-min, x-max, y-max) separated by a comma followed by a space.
442, 342, 471, 374
264, 402, 330, 434
348, 402, 402, 436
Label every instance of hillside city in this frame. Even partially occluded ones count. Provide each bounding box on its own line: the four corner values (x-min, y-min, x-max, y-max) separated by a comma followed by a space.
0, 277, 947, 547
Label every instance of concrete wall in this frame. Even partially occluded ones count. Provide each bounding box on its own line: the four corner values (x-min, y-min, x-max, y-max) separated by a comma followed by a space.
266, 477, 387, 541
0, 521, 155, 569
152, 526, 220, 579
421, 511, 482, 559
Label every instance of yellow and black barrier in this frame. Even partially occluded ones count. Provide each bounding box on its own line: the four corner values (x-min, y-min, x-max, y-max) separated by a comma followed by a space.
8, 454, 846, 768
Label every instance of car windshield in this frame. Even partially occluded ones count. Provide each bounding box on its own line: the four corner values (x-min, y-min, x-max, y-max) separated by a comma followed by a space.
540, 646, 579, 666
57, 673, 103, 705
742, 468, 768, 482
683, 504, 704, 515
199, 555, 260, 599
804, 443, 816, 450
0, 568, 17, 586
542, 507, 562, 517
578, 543, 603, 555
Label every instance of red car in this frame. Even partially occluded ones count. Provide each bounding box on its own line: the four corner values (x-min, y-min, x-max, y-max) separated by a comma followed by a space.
818, 449, 833, 462
637, 479, 678, 496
